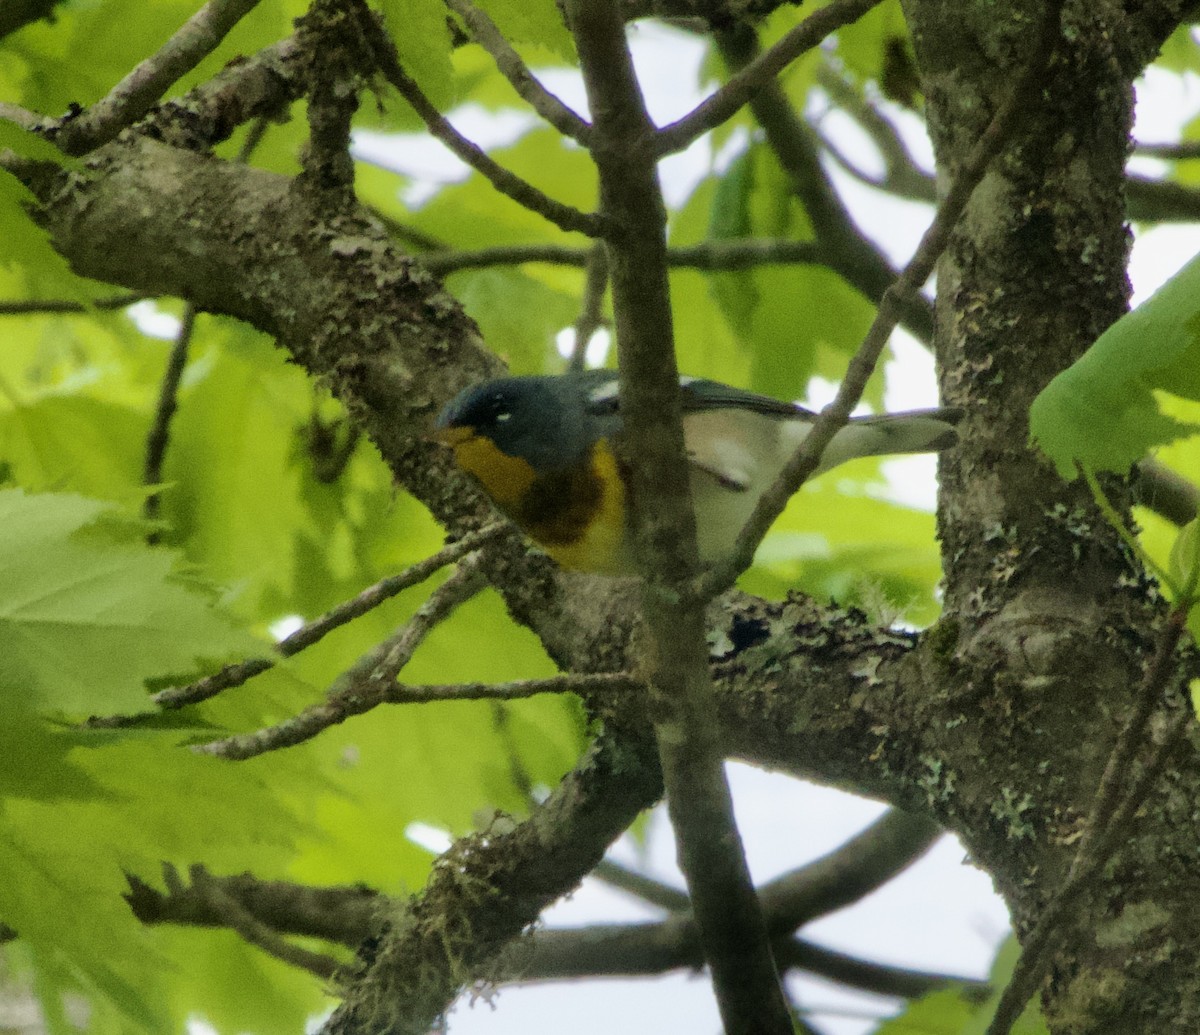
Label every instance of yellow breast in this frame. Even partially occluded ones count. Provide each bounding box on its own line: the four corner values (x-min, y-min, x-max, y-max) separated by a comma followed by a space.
538, 441, 631, 575
443, 430, 632, 574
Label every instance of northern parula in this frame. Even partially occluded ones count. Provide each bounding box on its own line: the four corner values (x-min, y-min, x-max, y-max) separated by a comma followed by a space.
434, 370, 960, 575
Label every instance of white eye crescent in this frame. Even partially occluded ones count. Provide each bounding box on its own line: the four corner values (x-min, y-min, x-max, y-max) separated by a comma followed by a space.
495, 412, 512, 423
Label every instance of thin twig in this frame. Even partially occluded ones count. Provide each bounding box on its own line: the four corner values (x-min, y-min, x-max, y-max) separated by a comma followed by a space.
143, 304, 195, 538
442, 0, 592, 144
359, 13, 605, 238
656, 0, 882, 156
592, 859, 690, 911
569, 243, 609, 371
53, 0, 267, 155
984, 608, 1193, 1035
695, 0, 1066, 599
814, 64, 936, 203
1135, 140, 1200, 160
197, 557, 489, 758
758, 809, 940, 933
389, 671, 640, 703
188, 866, 342, 979
151, 524, 504, 711
420, 237, 823, 274
0, 292, 145, 315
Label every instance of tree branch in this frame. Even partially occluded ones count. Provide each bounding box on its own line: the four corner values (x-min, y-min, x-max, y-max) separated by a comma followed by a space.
81, 524, 507, 729
186, 866, 342, 979
358, 9, 605, 238
568, 243, 609, 370
814, 64, 937, 203
321, 730, 663, 1034
716, 25, 935, 347
420, 237, 822, 274
501, 923, 989, 1000
1134, 458, 1199, 527
142, 304, 194, 538
198, 556, 487, 759
984, 604, 1194, 1035
655, 0, 882, 156
0, 292, 146, 315
567, 2, 793, 1032
125, 865, 381, 947
758, 808, 940, 934
696, 1, 1066, 597
442, 0, 592, 144
53, 0, 267, 155
125, 829, 983, 1002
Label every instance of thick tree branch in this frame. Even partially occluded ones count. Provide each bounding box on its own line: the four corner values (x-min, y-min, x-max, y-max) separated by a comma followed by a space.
321, 730, 663, 1034
985, 603, 1193, 1035
698, 3, 1064, 597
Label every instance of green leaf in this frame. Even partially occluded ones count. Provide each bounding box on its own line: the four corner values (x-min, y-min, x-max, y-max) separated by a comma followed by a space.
0, 395, 149, 501
961, 937, 1050, 1035
0, 693, 101, 801
448, 267, 580, 371
702, 145, 875, 400
474, 0, 574, 59
0, 119, 78, 168
1030, 252, 1200, 478
1169, 518, 1200, 595
0, 172, 79, 289
874, 989, 974, 1033
0, 488, 257, 713
834, 0, 910, 84
744, 466, 945, 625
159, 325, 313, 616
380, 0, 455, 108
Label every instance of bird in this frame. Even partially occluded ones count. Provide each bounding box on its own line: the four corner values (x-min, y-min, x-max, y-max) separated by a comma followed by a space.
433, 370, 960, 575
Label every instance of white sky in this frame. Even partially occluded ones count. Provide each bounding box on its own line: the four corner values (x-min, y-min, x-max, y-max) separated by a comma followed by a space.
351, 24, 1200, 1035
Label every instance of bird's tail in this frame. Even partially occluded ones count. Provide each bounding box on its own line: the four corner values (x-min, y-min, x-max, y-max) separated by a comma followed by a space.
815, 407, 962, 474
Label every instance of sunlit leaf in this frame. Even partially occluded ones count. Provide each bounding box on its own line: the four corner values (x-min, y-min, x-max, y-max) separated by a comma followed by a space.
0, 488, 257, 713
1030, 252, 1200, 478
